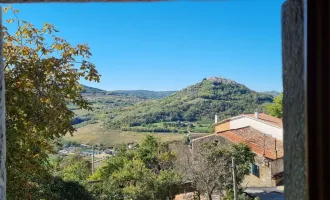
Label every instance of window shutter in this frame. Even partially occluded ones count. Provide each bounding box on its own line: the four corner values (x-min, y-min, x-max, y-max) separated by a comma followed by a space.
250, 163, 260, 177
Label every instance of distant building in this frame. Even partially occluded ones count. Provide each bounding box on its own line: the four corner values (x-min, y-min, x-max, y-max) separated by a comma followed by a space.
104, 149, 114, 155
58, 147, 79, 155
192, 112, 284, 187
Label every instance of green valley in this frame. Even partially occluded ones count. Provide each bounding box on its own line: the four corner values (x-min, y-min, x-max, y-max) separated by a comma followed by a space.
67, 77, 274, 146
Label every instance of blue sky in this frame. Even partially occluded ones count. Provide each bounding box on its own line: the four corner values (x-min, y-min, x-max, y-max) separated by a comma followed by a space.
3, 1, 284, 92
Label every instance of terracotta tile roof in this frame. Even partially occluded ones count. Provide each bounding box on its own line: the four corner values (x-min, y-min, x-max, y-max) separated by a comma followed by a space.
243, 113, 283, 128
217, 127, 284, 160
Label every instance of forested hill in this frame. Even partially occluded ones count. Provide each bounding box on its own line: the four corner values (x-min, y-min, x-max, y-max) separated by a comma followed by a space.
105, 77, 274, 128
81, 85, 107, 95
262, 90, 281, 97
81, 85, 176, 99
109, 90, 177, 99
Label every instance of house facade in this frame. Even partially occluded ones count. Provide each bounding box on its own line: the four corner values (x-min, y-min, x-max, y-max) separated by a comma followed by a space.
192, 112, 284, 187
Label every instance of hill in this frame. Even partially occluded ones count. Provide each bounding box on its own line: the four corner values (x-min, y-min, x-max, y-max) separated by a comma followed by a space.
72, 86, 175, 128
81, 85, 107, 95
81, 85, 176, 99
109, 90, 177, 99
104, 77, 274, 129
263, 90, 281, 97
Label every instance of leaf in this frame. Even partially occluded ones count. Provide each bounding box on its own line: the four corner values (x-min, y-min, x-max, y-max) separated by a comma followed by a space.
6, 19, 14, 24
3, 5, 100, 199
3, 6, 10, 13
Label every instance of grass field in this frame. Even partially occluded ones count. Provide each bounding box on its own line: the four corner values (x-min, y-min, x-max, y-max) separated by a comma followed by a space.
63, 123, 207, 146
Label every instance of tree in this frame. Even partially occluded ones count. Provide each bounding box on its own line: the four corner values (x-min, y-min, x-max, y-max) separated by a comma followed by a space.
183, 133, 191, 145
176, 142, 255, 200
39, 177, 94, 200
3, 6, 100, 199
89, 135, 182, 200
266, 93, 283, 118
60, 154, 91, 183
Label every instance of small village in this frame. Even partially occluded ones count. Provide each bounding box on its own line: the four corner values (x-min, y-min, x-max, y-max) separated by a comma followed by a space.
1, 1, 313, 199
57, 111, 284, 200
172, 111, 284, 199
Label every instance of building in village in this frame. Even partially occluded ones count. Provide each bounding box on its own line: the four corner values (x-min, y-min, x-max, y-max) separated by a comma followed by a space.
192, 112, 284, 187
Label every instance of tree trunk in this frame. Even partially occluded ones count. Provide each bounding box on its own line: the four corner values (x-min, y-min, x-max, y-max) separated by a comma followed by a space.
207, 193, 212, 200
0, 7, 6, 200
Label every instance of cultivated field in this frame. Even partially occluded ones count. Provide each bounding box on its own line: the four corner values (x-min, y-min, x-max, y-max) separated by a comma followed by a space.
63, 123, 206, 146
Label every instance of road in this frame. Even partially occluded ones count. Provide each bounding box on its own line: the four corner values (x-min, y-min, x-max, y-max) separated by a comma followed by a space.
245, 187, 284, 200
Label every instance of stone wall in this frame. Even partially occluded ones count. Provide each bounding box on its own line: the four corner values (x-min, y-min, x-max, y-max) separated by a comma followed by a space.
271, 158, 284, 176
241, 156, 277, 188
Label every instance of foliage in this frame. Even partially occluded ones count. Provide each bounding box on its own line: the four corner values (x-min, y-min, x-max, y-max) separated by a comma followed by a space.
105, 77, 273, 129
39, 177, 94, 200
3, 6, 100, 199
109, 89, 177, 99
183, 133, 191, 145
266, 92, 283, 118
175, 142, 255, 200
59, 154, 91, 183
81, 85, 107, 95
223, 188, 254, 200
262, 90, 280, 97
81, 84, 176, 99
231, 143, 256, 184
89, 135, 182, 200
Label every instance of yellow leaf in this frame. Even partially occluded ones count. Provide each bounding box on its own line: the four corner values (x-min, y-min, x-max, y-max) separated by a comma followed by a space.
6, 19, 14, 24
3, 7, 9, 13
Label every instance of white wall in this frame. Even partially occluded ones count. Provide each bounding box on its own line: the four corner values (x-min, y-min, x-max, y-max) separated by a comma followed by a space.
229, 116, 283, 141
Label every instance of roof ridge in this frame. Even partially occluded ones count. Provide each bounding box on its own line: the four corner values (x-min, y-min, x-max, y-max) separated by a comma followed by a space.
217, 126, 251, 134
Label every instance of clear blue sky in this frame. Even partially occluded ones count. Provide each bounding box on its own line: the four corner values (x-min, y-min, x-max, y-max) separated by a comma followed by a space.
3, 1, 284, 92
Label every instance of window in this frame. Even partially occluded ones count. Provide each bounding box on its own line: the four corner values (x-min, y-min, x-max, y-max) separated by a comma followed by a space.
250, 163, 260, 177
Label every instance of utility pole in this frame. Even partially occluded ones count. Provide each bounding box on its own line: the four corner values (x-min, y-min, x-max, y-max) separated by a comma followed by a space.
232, 157, 238, 200
92, 145, 94, 174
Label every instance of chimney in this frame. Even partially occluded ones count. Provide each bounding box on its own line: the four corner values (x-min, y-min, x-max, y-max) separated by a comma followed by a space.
255, 112, 259, 119
215, 115, 218, 124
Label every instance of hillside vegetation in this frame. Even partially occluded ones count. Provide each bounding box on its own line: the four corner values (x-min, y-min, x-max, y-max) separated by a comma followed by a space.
263, 90, 281, 97
81, 85, 176, 99
110, 90, 177, 99
104, 77, 273, 129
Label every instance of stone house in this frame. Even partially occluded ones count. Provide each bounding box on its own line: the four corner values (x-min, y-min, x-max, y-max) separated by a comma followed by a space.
192, 112, 284, 187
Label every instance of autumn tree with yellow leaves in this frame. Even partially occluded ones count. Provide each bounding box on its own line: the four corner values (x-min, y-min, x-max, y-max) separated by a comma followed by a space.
2, 6, 100, 199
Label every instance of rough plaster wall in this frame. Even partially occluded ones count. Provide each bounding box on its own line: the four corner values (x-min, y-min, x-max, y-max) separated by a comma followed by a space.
271, 158, 284, 176
215, 121, 230, 133
241, 156, 276, 188
282, 0, 306, 199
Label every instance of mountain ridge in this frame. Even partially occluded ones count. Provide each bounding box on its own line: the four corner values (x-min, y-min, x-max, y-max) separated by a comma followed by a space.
81, 84, 177, 99
262, 90, 281, 97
